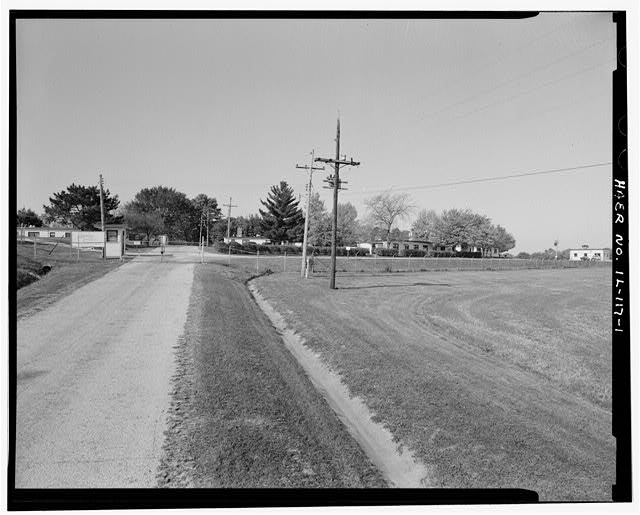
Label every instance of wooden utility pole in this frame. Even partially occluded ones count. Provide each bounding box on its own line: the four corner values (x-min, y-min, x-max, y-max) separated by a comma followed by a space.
199, 212, 204, 250
296, 150, 325, 278
206, 209, 211, 247
315, 118, 360, 289
98, 174, 106, 232
223, 197, 237, 242
99, 174, 106, 259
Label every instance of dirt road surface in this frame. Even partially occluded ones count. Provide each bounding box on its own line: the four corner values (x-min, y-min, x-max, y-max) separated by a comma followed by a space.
16, 248, 197, 488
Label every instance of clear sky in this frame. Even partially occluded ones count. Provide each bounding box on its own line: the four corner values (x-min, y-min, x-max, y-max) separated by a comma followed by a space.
15, 13, 616, 253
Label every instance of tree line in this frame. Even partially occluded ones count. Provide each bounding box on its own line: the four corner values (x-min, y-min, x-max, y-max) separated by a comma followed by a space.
18, 182, 516, 253
410, 207, 516, 253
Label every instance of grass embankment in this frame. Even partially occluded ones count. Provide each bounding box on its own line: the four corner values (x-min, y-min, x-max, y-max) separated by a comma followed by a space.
16, 240, 126, 319
253, 268, 614, 501
158, 262, 386, 488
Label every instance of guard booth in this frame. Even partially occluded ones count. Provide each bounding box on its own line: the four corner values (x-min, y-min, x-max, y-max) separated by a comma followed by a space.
104, 224, 127, 259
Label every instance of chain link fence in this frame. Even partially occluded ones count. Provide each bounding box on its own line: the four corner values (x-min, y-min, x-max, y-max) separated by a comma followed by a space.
200, 246, 611, 276
17, 235, 105, 262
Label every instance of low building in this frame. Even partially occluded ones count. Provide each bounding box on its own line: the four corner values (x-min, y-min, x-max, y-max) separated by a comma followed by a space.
224, 236, 271, 246
362, 239, 435, 255
16, 226, 73, 239
454, 244, 501, 257
569, 246, 610, 261
358, 239, 500, 256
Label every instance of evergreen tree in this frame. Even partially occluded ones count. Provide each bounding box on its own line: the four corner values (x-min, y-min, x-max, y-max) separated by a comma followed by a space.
17, 208, 43, 227
258, 181, 304, 243
43, 183, 119, 230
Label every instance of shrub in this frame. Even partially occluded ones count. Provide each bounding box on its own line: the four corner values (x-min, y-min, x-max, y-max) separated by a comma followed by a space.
244, 243, 258, 254
375, 248, 399, 257
167, 239, 199, 246
252, 244, 302, 255
456, 251, 482, 258
309, 246, 331, 256
404, 249, 427, 258
307, 246, 368, 257
346, 247, 370, 257
213, 241, 245, 254
212, 241, 228, 253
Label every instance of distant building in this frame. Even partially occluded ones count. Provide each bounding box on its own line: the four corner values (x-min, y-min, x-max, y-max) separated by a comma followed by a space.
357, 239, 501, 256
569, 245, 610, 261
454, 244, 501, 257
224, 236, 271, 246
360, 239, 435, 255
16, 227, 72, 239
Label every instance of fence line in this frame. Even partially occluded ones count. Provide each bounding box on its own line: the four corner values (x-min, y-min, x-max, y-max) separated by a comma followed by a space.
198, 246, 611, 276
17, 237, 105, 263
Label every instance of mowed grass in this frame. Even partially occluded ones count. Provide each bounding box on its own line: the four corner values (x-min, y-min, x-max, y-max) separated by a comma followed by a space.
16, 241, 126, 319
253, 268, 614, 500
158, 263, 386, 487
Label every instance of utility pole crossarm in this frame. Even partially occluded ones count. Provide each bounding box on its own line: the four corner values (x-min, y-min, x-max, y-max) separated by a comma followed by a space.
314, 157, 361, 166
296, 164, 325, 171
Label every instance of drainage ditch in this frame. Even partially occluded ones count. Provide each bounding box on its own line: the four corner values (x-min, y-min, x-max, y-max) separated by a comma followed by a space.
248, 281, 432, 488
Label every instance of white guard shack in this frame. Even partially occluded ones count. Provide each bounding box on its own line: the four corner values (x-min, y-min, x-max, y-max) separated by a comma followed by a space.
104, 224, 127, 259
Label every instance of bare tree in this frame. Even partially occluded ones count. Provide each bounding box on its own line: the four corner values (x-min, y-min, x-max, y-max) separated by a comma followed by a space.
364, 192, 414, 245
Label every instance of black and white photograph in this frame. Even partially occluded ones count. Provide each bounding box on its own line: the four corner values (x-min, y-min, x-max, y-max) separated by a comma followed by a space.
5, 2, 636, 510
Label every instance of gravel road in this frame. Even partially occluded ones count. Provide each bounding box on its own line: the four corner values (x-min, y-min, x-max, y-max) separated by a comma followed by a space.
16, 249, 195, 488
15, 246, 385, 489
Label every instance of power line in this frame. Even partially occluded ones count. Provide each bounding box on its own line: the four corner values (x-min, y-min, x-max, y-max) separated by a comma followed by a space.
416, 37, 611, 123
414, 16, 588, 109
446, 60, 611, 124
346, 161, 611, 196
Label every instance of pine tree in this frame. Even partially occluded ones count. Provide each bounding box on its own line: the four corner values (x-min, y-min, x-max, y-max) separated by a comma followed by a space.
43, 183, 119, 230
258, 181, 304, 244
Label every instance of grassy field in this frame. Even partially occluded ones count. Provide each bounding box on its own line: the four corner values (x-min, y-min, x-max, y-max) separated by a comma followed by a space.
16, 240, 126, 319
253, 267, 614, 500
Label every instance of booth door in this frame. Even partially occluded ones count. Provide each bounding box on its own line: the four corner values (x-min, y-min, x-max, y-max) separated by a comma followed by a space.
105, 229, 121, 258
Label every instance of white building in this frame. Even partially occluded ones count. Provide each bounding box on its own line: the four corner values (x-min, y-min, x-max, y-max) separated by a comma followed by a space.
454, 244, 501, 257
360, 239, 435, 255
17, 227, 72, 239
569, 246, 610, 261
224, 236, 271, 246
